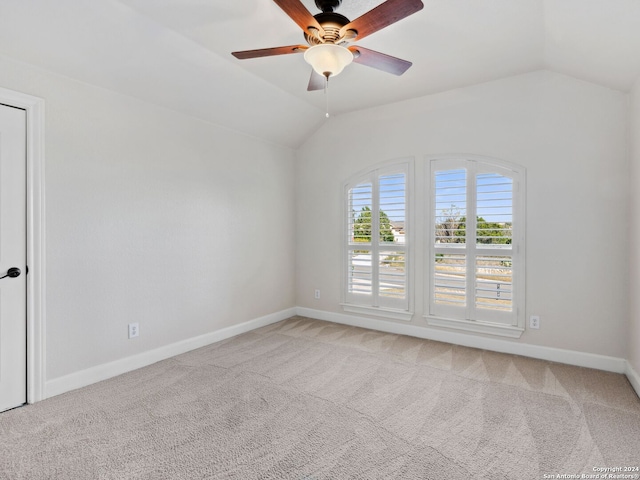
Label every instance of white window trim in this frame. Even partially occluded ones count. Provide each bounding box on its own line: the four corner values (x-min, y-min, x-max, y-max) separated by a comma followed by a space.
426, 315, 524, 338
342, 158, 414, 321
424, 154, 526, 338
340, 303, 414, 322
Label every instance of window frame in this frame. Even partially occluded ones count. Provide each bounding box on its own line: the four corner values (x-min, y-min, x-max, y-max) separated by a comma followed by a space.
425, 155, 526, 338
341, 160, 413, 321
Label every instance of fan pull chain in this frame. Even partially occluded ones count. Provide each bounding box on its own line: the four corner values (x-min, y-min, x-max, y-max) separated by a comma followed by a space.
324, 75, 330, 118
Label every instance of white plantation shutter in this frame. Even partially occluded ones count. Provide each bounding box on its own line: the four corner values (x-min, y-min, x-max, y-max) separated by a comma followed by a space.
347, 182, 373, 296
342, 157, 523, 334
378, 173, 407, 304
474, 169, 514, 324
432, 167, 467, 317
345, 164, 409, 316
429, 158, 524, 333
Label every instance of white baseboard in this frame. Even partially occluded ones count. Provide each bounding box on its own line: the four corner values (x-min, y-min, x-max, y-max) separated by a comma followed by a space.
45, 307, 296, 399
296, 307, 628, 374
626, 362, 640, 398
44, 306, 639, 401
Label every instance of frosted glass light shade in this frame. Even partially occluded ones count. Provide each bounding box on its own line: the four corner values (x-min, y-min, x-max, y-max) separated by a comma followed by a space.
304, 44, 354, 78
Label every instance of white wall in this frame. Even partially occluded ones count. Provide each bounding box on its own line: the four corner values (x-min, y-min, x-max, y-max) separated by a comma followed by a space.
1, 54, 634, 396
296, 70, 629, 359
0, 55, 296, 384
629, 78, 640, 379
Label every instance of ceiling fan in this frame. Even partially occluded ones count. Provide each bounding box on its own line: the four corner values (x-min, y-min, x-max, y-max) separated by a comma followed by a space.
232, 0, 424, 91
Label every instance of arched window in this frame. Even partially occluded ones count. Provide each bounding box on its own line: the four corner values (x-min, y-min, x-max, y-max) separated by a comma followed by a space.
427, 156, 526, 337
343, 161, 411, 321
341, 155, 525, 337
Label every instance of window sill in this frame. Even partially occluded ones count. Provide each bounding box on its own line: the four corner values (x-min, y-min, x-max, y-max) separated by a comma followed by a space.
425, 315, 524, 338
341, 304, 414, 322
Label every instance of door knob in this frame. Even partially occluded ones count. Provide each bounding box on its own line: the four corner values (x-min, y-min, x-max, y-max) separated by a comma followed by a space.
0, 267, 21, 279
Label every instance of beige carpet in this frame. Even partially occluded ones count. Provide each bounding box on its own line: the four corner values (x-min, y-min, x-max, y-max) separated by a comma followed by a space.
1, 316, 639, 479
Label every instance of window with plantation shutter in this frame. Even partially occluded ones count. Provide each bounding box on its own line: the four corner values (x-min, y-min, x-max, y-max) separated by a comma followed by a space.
428, 157, 525, 337
344, 163, 411, 320
341, 156, 523, 335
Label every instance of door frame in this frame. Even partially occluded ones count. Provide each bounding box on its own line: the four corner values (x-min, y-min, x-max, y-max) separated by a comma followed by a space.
0, 87, 45, 404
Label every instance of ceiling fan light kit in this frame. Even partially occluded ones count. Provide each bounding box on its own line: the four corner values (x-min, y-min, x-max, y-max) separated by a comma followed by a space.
231, 0, 424, 91
304, 44, 353, 78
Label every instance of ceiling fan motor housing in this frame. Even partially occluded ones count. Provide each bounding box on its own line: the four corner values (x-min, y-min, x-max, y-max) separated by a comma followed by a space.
305, 12, 351, 45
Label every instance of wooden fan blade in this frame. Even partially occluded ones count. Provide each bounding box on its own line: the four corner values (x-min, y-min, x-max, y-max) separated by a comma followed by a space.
232, 45, 308, 59
273, 0, 325, 36
348, 46, 412, 75
307, 70, 326, 91
340, 0, 423, 41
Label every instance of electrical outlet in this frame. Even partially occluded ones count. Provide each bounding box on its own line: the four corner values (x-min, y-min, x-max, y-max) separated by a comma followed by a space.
128, 322, 139, 339
314, 289, 320, 299
529, 315, 540, 330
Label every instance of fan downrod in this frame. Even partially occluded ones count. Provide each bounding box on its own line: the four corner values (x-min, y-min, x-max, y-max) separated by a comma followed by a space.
315, 0, 342, 13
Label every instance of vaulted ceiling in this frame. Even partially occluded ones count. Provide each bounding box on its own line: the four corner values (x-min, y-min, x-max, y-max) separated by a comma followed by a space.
1, 0, 640, 148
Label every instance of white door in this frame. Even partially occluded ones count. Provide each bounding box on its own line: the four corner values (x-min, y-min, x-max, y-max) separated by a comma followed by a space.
0, 104, 27, 412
